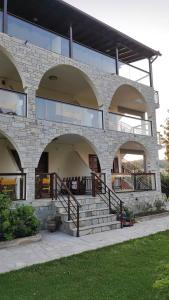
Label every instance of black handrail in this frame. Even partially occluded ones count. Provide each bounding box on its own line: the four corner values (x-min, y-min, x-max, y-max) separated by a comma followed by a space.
91, 172, 123, 228
54, 173, 81, 237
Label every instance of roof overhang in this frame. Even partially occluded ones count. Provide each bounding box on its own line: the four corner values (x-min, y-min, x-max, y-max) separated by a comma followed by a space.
2, 0, 161, 63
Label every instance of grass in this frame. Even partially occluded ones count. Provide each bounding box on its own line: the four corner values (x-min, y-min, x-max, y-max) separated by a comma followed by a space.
1, 231, 169, 300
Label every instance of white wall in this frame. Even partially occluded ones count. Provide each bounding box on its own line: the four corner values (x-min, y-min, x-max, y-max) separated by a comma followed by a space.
0, 140, 20, 173
46, 141, 95, 178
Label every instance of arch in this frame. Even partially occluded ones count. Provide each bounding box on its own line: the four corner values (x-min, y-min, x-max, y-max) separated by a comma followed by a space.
36, 64, 101, 108
0, 128, 23, 172
0, 44, 26, 91
36, 133, 102, 177
110, 84, 150, 117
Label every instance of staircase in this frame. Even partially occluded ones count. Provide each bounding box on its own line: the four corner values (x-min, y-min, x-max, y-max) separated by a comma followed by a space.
56, 195, 121, 236
54, 172, 123, 237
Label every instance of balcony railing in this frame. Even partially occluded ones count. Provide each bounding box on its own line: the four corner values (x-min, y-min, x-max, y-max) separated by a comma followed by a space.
0, 12, 152, 86
112, 173, 156, 193
36, 97, 103, 129
0, 173, 26, 201
119, 62, 150, 86
0, 88, 27, 117
157, 132, 162, 145
8, 14, 69, 57
154, 91, 159, 105
109, 112, 152, 136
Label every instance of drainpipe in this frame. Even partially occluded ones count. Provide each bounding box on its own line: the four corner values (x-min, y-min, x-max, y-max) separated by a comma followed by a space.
69, 24, 73, 59
3, 0, 8, 33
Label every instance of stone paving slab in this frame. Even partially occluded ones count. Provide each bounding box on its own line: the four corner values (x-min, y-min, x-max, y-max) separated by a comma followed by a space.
1, 215, 169, 274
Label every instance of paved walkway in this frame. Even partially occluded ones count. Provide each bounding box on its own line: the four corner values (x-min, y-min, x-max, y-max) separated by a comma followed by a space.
1, 215, 169, 274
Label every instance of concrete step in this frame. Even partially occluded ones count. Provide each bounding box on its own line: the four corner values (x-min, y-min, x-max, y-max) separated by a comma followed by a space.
56, 201, 108, 213
56, 195, 102, 205
62, 213, 117, 229
58, 207, 110, 219
70, 221, 121, 237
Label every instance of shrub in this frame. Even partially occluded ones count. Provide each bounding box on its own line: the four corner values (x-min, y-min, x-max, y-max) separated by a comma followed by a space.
0, 194, 14, 241
0, 193, 40, 241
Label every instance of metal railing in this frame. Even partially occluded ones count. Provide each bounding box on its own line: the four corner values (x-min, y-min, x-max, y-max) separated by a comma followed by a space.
91, 172, 123, 228
0, 173, 26, 200
0, 88, 27, 117
157, 132, 162, 145
154, 91, 159, 105
119, 61, 150, 86
35, 172, 81, 237
112, 173, 156, 193
109, 112, 152, 136
0, 12, 151, 85
36, 97, 103, 129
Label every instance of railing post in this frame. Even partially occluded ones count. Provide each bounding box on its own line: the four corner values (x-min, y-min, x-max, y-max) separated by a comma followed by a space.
77, 204, 80, 237
108, 189, 111, 213
68, 194, 70, 221
3, 0, 8, 33
115, 46, 119, 75
69, 24, 73, 58
120, 201, 123, 229
91, 173, 96, 197
55, 174, 58, 200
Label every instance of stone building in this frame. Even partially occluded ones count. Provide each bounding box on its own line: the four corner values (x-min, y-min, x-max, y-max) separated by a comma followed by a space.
0, 0, 162, 235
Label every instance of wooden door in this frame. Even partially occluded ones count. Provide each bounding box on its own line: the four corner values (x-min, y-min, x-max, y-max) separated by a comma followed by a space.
89, 154, 101, 173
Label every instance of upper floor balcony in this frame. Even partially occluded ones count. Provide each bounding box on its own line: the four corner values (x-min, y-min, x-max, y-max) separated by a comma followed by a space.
0, 0, 161, 88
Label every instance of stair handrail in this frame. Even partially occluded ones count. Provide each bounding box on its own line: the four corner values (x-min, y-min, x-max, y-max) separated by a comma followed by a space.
91, 172, 123, 228
54, 173, 81, 237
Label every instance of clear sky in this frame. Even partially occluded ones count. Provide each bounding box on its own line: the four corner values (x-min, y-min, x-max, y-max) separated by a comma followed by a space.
65, 0, 169, 159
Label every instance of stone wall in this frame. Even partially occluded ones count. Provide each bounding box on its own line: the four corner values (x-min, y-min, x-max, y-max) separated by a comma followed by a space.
0, 32, 161, 207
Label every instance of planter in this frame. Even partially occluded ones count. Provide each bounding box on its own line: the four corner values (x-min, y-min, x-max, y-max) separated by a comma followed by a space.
47, 216, 62, 232
0, 234, 42, 249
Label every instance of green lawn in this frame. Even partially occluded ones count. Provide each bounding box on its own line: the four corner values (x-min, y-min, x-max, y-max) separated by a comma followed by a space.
1, 231, 169, 300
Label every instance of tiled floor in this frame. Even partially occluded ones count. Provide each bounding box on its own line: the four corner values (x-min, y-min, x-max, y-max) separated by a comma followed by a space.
1, 215, 169, 274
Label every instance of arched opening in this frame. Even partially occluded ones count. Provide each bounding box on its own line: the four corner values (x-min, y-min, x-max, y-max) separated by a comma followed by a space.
109, 85, 152, 136
0, 131, 25, 200
0, 47, 26, 117
35, 134, 101, 198
112, 141, 156, 193
36, 65, 103, 129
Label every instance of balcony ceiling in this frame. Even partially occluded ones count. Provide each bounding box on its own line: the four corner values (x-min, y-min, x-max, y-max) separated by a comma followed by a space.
5, 0, 161, 63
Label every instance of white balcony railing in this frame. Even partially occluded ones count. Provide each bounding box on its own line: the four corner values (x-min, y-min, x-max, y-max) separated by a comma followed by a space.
109, 112, 152, 136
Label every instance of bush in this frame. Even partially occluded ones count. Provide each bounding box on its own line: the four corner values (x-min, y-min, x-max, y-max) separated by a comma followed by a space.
12, 205, 40, 238
0, 193, 40, 241
0, 194, 14, 241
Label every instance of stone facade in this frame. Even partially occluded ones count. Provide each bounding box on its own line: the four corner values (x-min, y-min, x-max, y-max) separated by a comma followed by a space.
0, 32, 161, 215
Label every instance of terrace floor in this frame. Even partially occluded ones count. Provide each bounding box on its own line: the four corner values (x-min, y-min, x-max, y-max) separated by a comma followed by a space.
1, 214, 169, 274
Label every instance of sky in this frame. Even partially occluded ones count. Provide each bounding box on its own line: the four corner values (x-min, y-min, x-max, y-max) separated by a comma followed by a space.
65, 0, 169, 159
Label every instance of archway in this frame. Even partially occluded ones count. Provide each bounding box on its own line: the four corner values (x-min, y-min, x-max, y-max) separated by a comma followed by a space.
109, 85, 152, 135
0, 46, 26, 117
112, 141, 155, 192
37, 64, 99, 108
0, 131, 25, 200
36, 65, 103, 128
35, 134, 101, 198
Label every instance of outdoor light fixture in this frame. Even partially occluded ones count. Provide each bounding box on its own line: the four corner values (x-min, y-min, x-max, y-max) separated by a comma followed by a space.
48, 75, 58, 81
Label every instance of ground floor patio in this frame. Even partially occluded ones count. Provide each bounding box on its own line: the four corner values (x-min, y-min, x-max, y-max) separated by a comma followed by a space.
1, 213, 169, 274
